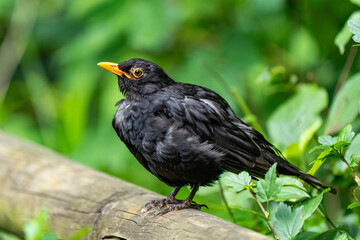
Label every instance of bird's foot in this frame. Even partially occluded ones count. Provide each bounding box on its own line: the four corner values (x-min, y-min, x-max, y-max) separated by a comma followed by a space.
156, 200, 208, 216
141, 198, 207, 215
141, 197, 180, 213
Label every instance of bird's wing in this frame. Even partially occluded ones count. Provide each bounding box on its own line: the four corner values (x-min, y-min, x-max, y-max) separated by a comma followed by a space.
159, 85, 272, 176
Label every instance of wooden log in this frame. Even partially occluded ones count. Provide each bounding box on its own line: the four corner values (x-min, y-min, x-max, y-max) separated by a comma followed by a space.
0, 131, 270, 239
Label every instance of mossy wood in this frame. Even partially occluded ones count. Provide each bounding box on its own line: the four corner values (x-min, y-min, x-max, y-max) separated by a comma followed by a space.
0, 131, 270, 240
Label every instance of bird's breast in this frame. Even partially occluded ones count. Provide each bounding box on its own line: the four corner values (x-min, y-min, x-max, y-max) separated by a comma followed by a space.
113, 99, 151, 143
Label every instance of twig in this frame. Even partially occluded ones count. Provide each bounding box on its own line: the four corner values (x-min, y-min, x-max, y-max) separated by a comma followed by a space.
333, 147, 360, 187
218, 180, 237, 224
248, 188, 279, 240
317, 204, 337, 229
334, 47, 358, 96
341, 155, 360, 187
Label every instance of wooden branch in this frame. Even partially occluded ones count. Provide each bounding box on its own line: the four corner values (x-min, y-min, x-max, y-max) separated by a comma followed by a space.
0, 131, 270, 239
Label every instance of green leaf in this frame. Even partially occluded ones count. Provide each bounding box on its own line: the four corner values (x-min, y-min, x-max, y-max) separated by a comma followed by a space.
268, 85, 328, 150
337, 125, 355, 143
351, 0, 360, 7
335, 23, 352, 55
325, 72, 360, 134
347, 202, 360, 209
349, 153, 360, 167
309, 145, 331, 153
68, 226, 92, 240
318, 135, 336, 146
23, 210, 58, 240
335, 233, 349, 240
276, 186, 310, 201
276, 176, 310, 201
265, 163, 278, 185
294, 232, 322, 240
40, 233, 57, 240
24, 222, 40, 240
348, 20, 360, 43
307, 148, 333, 175
295, 229, 338, 240
277, 176, 307, 190
332, 141, 351, 149
345, 134, 360, 164
334, 11, 360, 54
271, 203, 304, 240
223, 171, 252, 192
295, 188, 330, 221
256, 163, 283, 202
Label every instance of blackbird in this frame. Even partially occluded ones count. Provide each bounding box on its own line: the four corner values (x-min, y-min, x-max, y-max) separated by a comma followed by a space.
98, 58, 334, 214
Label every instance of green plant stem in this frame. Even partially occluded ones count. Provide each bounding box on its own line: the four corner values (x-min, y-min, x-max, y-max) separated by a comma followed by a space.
218, 180, 237, 224
248, 188, 279, 240
334, 46, 358, 96
333, 147, 360, 187
0, 0, 40, 102
317, 206, 337, 229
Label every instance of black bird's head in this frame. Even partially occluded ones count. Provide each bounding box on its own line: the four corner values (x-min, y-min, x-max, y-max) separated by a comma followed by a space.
98, 58, 174, 97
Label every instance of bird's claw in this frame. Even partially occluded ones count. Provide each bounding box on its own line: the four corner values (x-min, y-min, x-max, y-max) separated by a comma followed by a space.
141, 198, 207, 215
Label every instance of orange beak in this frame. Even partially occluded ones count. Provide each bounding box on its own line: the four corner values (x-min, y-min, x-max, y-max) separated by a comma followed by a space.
97, 62, 132, 79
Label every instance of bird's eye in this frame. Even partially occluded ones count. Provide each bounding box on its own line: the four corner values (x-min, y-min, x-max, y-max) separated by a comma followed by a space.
133, 68, 144, 79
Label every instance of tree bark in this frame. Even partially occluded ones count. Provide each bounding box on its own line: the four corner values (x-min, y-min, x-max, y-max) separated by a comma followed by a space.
0, 131, 270, 239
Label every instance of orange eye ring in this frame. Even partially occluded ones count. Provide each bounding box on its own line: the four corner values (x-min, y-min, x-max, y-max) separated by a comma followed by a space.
133, 68, 144, 78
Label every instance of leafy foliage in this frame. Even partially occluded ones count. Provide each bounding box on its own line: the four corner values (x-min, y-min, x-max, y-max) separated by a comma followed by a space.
224, 125, 359, 240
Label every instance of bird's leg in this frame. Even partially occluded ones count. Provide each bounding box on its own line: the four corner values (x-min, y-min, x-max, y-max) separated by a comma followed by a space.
141, 186, 182, 213
156, 184, 208, 215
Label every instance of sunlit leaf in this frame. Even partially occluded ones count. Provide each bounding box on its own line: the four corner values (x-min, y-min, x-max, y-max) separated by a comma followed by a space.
223, 171, 252, 192
351, 0, 360, 7
337, 125, 355, 143
335, 233, 349, 240
318, 135, 336, 146
23, 210, 58, 240
348, 20, 360, 43
334, 11, 360, 54
307, 148, 333, 176
347, 202, 360, 209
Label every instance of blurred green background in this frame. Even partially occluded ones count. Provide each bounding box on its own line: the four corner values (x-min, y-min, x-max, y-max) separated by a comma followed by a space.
1, 0, 360, 237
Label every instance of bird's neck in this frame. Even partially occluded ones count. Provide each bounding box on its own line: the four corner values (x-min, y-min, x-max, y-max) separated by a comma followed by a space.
120, 78, 175, 101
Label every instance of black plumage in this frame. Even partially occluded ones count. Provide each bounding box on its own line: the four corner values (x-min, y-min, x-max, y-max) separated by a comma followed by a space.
98, 58, 334, 214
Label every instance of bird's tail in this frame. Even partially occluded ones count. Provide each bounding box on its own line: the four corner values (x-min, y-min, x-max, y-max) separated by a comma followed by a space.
276, 158, 336, 194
